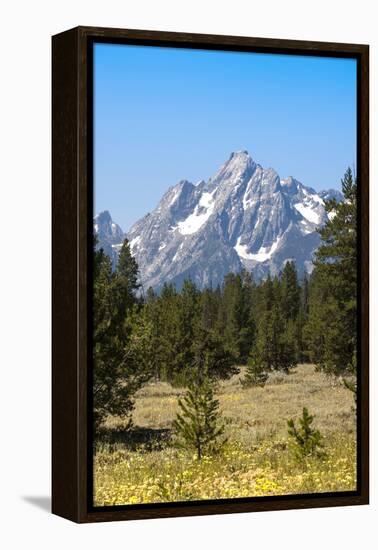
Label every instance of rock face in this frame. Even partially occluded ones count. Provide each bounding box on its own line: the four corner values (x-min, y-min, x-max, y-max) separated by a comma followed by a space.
94, 210, 124, 268
94, 151, 342, 290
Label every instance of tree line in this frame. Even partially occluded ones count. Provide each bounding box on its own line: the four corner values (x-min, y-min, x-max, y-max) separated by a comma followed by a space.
93, 168, 357, 432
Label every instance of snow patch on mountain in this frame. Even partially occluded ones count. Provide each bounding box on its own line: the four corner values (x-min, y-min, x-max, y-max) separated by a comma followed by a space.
130, 235, 141, 251
234, 235, 282, 262
294, 202, 321, 224
178, 190, 216, 235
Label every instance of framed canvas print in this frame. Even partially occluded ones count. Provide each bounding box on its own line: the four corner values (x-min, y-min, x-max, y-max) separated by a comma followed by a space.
52, 26, 369, 523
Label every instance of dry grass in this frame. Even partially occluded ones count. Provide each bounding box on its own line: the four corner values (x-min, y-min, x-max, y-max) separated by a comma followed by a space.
95, 364, 356, 506
105, 364, 355, 441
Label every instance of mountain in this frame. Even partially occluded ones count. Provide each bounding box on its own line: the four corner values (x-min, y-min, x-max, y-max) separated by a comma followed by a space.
94, 151, 342, 290
318, 188, 344, 202
94, 210, 124, 268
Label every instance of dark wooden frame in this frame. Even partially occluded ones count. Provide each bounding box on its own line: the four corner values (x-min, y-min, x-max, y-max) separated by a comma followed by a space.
52, 26, 369, 523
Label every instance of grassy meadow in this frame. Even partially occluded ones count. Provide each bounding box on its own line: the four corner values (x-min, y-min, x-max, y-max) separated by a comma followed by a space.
94, 364, 356, 506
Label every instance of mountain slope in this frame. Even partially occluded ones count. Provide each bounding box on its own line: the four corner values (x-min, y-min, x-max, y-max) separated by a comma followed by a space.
95, 151, 341, 290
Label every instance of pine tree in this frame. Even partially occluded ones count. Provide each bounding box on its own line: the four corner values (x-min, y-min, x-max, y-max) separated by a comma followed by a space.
241, 356, 269, 387
93, 244, 117, 430
279, 317, 298, 371
93, 238, 152, 431
301, 274, 310, 318
173, 357, 226, 459
306, 167, 357, 377
201, 286, 219, 331
219, 272, 254, 363
297, 274, 310, 362
254, 276, 297, 374
145, 279, 229, 386
193, 328, 238, 381
146, 282, 182, 383
175, 279, 201, 384
287, 407, 325, 460
281, 261, 300, 322
239, 269, 257, 362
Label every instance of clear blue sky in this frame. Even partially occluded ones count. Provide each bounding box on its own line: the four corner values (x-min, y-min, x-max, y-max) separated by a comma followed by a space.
94, 43, 357, 231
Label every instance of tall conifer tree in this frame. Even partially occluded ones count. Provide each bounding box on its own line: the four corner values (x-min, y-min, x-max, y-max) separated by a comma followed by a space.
306, 167, 357, 377
93, 239, 152, 431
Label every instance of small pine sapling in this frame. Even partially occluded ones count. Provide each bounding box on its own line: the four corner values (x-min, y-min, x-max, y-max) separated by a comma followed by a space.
287, 407, 325, 460
241, 356, 269, 388
173, 358, 227, 459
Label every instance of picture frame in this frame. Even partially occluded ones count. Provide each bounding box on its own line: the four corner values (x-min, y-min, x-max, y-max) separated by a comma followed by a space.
52, 26, 369, 523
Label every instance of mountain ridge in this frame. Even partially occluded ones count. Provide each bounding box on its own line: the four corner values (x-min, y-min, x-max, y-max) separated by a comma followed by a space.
94, 151, 343, 290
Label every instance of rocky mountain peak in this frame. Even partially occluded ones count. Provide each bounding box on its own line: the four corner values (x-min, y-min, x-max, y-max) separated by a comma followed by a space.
95, 210, 112, 224
207, 150, 256, 191
94, 210, 124, 268
95, 152, 343, 290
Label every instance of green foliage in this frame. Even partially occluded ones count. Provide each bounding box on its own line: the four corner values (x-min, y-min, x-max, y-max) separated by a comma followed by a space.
172, 358, 227, 459
147, 282, 182, 383
141, 261, 310, 387
193, 328, 238, 381
93, 239, 153, 432
241, 356, 269, 388
200, 285, 221, 330
253, 275, 297, 374
296, 277, 310, 363
217, 272, 256, 363
144, 278, 239, 386
281, 261, 301, 321
174, 279, 201, 383
287, 407, 325, 460
306, 167, 357, 376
